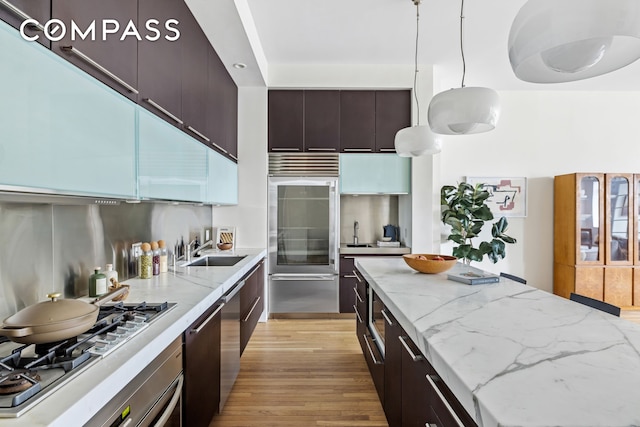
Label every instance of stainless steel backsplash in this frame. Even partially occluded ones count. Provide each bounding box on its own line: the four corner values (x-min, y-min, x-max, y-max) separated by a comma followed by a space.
340, 195, 399, 244
0, 201, 211, 320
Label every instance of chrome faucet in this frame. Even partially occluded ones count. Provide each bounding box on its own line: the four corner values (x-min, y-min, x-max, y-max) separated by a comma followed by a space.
354, 220, 359, 245
192, 240, 214, 258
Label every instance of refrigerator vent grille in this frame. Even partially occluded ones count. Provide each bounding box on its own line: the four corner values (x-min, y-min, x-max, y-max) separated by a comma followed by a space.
268, 153, 339, 177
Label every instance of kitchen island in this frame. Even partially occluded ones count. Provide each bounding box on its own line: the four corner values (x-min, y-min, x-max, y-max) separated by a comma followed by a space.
5, 248, 266, 427
355, 257, 640, 427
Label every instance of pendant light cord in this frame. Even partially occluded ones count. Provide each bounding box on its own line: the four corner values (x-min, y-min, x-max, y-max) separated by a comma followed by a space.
460, 0, 466, 88
413, 0, 421, 125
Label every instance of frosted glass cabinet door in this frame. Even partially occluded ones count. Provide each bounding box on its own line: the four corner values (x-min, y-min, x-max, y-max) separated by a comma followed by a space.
208, 151, 238, 205
340, 154, 411, 194
138, 108, 208, 202
0, 22, 137, 198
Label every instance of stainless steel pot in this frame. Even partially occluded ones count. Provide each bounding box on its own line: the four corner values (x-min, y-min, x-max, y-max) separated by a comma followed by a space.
0, 287, 127, 344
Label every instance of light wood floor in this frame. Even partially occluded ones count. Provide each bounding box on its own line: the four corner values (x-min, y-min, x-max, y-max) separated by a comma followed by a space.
210, 319, 389, 427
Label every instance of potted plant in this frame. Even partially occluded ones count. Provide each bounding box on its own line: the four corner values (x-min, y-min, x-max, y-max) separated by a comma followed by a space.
441, 182, 516, 265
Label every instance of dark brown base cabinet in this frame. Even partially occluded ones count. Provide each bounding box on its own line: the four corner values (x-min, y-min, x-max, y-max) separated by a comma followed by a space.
183, 300, 223, 427
355, 267, 478, 427
240, 259, 265, 355
0, 0, 50, 48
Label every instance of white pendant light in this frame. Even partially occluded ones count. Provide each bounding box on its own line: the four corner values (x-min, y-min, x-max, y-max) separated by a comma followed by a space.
428, 0, 500, 135
509, 0, 640, 83
394, 0, 441, 157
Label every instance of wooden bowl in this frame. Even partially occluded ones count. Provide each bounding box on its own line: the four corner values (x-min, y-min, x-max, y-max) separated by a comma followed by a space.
402, 254, 458, 274
217, 242, 233, 251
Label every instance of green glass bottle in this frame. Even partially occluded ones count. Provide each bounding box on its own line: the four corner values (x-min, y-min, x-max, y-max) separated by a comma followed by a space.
89, 267, 107, 297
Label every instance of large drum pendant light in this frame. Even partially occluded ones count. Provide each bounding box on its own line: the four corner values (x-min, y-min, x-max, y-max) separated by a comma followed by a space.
394, 0, 441, 157
428, 0, 500, 135
509, 0, 640, 83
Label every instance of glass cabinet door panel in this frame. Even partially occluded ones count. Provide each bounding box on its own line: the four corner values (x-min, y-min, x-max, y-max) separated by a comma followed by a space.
0, 22, 136, 198
578, 175, 602, 263
606, 174, 632, 264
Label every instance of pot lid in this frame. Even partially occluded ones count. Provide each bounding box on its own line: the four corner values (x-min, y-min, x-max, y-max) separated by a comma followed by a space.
2, 293, 98, 328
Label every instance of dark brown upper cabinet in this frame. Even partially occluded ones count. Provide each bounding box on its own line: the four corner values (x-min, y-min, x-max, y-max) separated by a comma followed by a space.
268, 90, 304, 152
304, 90, 340, 152
181, 8, 209, 144
375, 90, 411, 153
207, 45, 238, 161
0, 0, 50, 48
340, 90, 376, 152
137, 0, 185, 127
51, 0, 138, 101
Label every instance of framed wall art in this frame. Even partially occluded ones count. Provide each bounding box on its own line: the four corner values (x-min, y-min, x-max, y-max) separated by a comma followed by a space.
466, 177, 527, 217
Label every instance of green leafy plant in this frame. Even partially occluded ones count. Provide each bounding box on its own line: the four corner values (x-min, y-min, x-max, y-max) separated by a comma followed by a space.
441, 182, 517, 264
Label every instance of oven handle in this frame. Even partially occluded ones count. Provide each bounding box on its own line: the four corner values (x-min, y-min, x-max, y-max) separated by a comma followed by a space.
153, 374, 183, 427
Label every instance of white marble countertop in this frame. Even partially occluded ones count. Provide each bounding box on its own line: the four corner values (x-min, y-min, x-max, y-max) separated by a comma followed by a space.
355, 257, 640, 427
7, 248, 266, 427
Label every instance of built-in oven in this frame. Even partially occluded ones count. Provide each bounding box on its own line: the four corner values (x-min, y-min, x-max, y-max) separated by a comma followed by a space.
85, 336, 183, 427
368, 288, 386, 357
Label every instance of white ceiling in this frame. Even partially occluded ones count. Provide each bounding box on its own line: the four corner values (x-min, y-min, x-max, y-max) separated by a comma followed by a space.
190, 0, 640, 91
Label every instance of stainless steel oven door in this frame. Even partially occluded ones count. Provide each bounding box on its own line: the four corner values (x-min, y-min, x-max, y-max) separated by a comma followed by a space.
268, 177, 339, 275
368, 288, 385, 357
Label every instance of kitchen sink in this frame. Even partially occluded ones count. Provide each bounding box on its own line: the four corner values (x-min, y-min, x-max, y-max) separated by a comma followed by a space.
346, 244, 373, 248
185, 255, 247, 267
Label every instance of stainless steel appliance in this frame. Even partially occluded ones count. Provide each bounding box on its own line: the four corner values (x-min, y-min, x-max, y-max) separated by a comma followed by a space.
268, 153, 340, 313
368, 288, 386, 356
0, 301, 176, 419
220, 281, 242, 411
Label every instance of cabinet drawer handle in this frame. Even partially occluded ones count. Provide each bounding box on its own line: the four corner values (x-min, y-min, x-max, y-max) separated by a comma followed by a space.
364, 334, 383, 365
353, 270, 363, 283
399, 335, 423, 362
426, 374, 465, 427
191, 302, 225, 334
0, 0, 44, 31
242, 296, 262, 322
60, 46, 139, 94
143, 98, 183, 124
354, 305, 363, 323
186, 125, 210, 142
211, 141, 229, 154
229, 153, 238, 161
381, 309, 394, 326
245, 261, 263, 279
378, 148, 396, 152
271, 148, 301, 151
344, 256, 356, 259
344, 274, 357, 278
307, 148, 337, 151
343, 148, 373, 152
353, 287, 364, 303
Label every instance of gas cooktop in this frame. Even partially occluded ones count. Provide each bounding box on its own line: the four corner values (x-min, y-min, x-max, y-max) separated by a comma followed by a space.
0, 301, 176, 418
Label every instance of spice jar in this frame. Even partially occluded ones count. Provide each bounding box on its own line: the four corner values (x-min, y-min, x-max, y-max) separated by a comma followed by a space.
89, 267, 107, 297
104, 263, 118, 288
140, 243, 153, 279
151, 241, 160, 276
158, 240, 168, 273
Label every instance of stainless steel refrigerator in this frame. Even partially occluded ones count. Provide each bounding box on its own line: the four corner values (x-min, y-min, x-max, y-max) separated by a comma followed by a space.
268, 175, 339, 313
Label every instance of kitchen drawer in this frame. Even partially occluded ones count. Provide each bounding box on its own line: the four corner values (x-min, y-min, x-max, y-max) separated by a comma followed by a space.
340, 256, 356, 275
339, 275, 357, 313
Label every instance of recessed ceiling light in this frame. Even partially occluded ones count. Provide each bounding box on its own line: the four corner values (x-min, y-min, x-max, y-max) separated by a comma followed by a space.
233, 63, 247, 69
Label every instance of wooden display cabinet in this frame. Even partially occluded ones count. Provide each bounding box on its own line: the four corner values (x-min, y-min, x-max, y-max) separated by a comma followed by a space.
554, 172, 638, 307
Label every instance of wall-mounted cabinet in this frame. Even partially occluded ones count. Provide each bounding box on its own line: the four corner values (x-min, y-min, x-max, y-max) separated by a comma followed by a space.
340, 154, 410, 194
554, 172, 639, 307
0, 21, 137, 198
51, 0, 139, 101
138, 108, 208, 202
0, 0, 50, 48
268, 89, 410, 154
208, 150, 238, 205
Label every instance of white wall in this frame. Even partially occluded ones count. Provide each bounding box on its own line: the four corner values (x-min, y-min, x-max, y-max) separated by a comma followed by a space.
439, 90, 640, 292
212, 86, 268, 248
